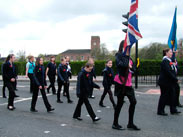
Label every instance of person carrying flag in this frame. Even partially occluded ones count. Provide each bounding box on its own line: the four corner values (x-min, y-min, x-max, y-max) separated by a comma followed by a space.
112, 41, 140, 130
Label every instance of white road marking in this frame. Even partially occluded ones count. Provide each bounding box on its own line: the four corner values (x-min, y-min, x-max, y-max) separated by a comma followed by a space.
0, 85, 27, 88
86, 114, 90, 117
0, 94, 52, 106
97, 110, 102, 113
44, 131, 50, 134
60, 124, 67, 127
106, 106, 110, 109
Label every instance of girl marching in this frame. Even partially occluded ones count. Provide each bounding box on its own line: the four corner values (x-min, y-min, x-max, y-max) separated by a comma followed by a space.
3, 54, 17, 110
30, 57, 54, 112
99, 59, 116, 108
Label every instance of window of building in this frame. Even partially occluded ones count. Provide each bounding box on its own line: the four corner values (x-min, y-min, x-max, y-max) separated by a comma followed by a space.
81, 56, 84, 61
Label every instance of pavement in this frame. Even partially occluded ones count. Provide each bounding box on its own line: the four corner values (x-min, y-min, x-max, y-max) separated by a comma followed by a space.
0, 81, 183, 137
0, 75, 90, 82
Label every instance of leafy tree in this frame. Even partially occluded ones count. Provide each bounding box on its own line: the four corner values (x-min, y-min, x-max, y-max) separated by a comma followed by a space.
16, 50, 26, 62
137, 43, 168, 60
38, 54, 45, 60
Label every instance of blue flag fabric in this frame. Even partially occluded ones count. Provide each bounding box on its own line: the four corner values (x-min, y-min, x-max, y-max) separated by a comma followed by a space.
168, 7, 177, 51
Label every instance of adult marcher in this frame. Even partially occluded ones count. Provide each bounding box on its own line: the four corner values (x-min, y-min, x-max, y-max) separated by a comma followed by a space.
157, 48, 181, 116
112, 41, 140, 131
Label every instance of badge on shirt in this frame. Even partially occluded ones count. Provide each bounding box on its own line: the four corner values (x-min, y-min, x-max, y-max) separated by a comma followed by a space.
86, 74, 89, 78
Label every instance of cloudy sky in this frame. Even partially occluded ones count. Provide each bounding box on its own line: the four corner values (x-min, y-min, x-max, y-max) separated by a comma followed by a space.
0, 0, 183, 57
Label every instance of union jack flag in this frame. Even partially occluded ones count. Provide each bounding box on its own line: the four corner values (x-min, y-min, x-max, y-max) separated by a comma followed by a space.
123, 0, 142, 54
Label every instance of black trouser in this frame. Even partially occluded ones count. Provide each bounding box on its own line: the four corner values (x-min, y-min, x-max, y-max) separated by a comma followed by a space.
57, 82, 70, 101
28, 73, 34, 93
100, 87, 116, 106
6, 82, 16, 107
31, 85, 51, 110
47, 75, 56, 94
63, 82, 70, 95
158, 85, 177, 113
113, 84, 137, 126
12, 79, 17, 90
73, 96, 96, 120
2, 81, 6, 97
175, 83, 181, 106
89, 87, 94, 97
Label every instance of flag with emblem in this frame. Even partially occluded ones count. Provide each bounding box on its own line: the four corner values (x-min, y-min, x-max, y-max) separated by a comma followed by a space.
168, 7, 177, 51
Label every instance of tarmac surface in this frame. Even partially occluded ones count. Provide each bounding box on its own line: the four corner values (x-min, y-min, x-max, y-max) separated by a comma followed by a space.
0, 81, 183, 137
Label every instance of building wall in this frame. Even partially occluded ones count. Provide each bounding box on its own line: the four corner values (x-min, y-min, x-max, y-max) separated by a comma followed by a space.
61, 53, 91, 61
91, 36, 100, 50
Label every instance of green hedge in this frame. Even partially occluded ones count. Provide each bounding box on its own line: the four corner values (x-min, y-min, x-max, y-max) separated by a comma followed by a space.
0, 60, 183, 76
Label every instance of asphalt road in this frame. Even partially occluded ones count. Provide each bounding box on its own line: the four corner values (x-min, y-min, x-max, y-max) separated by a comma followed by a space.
0, 81, 183, 137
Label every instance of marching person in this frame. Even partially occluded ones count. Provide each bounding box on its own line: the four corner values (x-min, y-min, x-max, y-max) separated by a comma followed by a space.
112, 41, 140, 130
157, 49, 181, 116
30, 57, 54, 112
1, 63, 19, 98
99, 59, 116, 108
3, 54, 17, 110
88, 58, 97, 99
172, 50, 183, 107
2, 63, 7, 98
63, 56, 72, 96
26, 56, 35, 93
73, 63, 101, 122
57, 58, 73, 103
46, 56, 57, 95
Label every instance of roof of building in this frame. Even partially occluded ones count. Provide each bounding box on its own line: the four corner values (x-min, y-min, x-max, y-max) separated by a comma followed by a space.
61, 49, 91, 54
0, 57, 7, 62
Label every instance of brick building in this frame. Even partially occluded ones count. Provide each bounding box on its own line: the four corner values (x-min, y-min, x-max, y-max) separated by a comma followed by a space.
60, 36, 100, 61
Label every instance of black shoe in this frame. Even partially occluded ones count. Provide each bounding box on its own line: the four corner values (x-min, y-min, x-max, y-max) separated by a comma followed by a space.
89, 95, 95, 99
14, 94, 19, 98
68, 100, 73, 103
7, 106, 14, 111
127, 124, 141, 131
93, 117, 101, 122
30, 108, 38, 112
178, 104, 183, 108
47, 108, 55, 112
57, 100, 63, 103
112, 124, 125, 130
73, 117, 83, 121
3, 95, 7, 98
171, 111, 181, 115
99, 102, 106, 107
157, 112, 168, 116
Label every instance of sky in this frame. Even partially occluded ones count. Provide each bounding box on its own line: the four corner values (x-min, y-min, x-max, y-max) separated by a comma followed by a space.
0, 0, 183, 57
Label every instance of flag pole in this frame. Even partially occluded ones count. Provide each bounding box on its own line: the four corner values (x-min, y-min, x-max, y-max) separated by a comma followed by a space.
135, 41, 138, 89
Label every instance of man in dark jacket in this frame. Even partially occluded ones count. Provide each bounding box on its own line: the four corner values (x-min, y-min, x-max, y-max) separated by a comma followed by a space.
73, 63, 100, 122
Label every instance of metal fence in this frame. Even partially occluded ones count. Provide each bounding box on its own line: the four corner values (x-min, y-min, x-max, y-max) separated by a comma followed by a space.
132, 75, 183, 86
